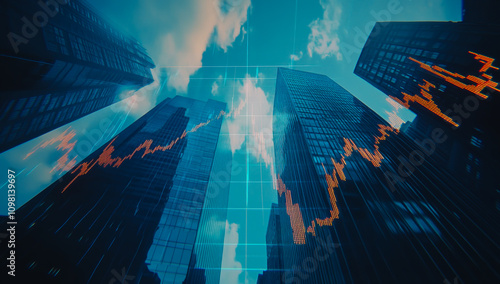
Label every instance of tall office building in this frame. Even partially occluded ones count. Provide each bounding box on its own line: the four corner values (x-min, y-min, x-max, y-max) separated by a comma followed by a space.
144, 96, 228, 284
354, 21, 500, 211
0, 96, 227, 283
186, 135, 232, 284
270, 68, 500, 283
257, 203, 284, 284
0, 0, 155, 152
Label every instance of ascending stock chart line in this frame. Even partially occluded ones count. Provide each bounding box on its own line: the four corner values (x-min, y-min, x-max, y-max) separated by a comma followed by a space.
21, 90, 247, 193
21, 75, 167, 175
277, 124, 399, 245
60, 103, 247, 193
25, 53, 495, 245
23, 85, 399, 246
24, 127, 78, 173
22, 92, 159, 175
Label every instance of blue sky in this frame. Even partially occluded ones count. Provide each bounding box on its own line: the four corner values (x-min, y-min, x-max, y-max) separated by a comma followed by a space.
0, 0, 462, 283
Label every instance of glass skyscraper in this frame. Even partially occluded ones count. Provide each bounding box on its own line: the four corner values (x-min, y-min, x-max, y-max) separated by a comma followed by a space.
267, 68, 500, 283
257, 203, 283, 284
144, 96, 228, 284
354, 21, 500, 213
0, 0, 155, 152
187, 137, 232, 284
0, 96, 229, 284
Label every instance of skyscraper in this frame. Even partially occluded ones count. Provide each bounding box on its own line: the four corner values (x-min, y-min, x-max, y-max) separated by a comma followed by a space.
0, 96, 227, 283
354, 21, 500, 212
270, 68, 500, 283
187, 135, 233, 284
144, 96, 228, 284
0, 0, 155, 152
257, 203, 284, 284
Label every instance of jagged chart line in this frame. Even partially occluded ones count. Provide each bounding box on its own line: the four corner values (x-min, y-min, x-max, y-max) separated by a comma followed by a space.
277, 124, 399, 244
25, 90, 399, 245
23, 95, 246, 192
391, 51, 499, 127
29, 52, 496, 245
61, 104, 246, 193
23, 94, 156, 174
281, 52, 498, 244
24, 127, 78, 173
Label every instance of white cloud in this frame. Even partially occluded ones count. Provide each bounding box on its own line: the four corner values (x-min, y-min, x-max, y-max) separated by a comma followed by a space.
223, 74, 278, 192
386, 97, 404, 111
139, 0, 251, 93
290, 51, 303, 62
221, 221, 243, 284
214, 0, 252, 52
385, 97, 404, 129
385, 110, 404, 129
212, 81, 220, 95
211, 75, 224, 96
307, 0, 343, 60
225, 76, 274, 170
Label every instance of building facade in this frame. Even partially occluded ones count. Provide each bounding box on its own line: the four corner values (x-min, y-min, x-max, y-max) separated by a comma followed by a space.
270, 68, 500, 283
257, 203, 284, 284
0, 0, 155, 152
354, 21, 500, 212
0, 96, 227, 284
144, 96, 228, 284
187, 134, 233, 284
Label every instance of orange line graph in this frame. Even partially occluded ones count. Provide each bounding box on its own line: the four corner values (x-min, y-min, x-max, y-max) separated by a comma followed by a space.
277, 175, 306, 244
24, 96, 246, 194
409, 52, 499, 99
23, 98, 246, 175
61, 109, 227, 193
24, 127, 78, 173
59, 99, 255, 194
394, 52, 499, 127
277, 124, 399, 244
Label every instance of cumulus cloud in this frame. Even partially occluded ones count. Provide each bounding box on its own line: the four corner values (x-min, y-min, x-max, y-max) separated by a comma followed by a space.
139, 0, 251, 93
214, 0, 252, 51
225, 76, 274, 170
212, 81, 220, 95
221, 221, 243, 284
386, 96, 404, 111
211, 75, 224, 96
290, 51, 303, 62
307, 0, 343, 60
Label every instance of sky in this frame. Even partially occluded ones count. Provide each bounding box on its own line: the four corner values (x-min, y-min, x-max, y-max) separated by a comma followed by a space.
0, 0, 462, 283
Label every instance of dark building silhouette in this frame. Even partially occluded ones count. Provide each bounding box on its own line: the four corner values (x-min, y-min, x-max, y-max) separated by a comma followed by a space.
183, 254, 206, 284
269, 68, 500, 283
257, 203, 284, 284
186, 132, 232, 284
354, 21, 500, 212
0, 96, 227, 283
144, 96, 228, 284
462, 0, 500, 26
0, 0, 155, 152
